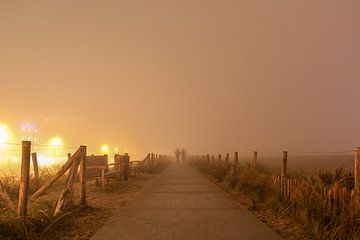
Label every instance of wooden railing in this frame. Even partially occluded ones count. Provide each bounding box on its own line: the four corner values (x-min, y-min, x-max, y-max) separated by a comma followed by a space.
0, 141, 170, 218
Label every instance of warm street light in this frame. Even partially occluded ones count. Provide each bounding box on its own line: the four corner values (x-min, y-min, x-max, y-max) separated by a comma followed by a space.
101, 144, 109, 154
50, 137, 63, 146
49, 136, 63, 160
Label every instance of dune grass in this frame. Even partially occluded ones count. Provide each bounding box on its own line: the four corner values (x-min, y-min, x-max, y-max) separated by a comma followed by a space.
193, 158, 360, 240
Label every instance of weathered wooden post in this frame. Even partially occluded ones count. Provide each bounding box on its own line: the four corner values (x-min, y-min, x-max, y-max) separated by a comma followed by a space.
281, 151, 288, 195
232, 152, 239, 177
18, 141, 31, 218
155, 154, 158, 169
234, 152, 238, 168
114, 154, 121, 180
225, 153, 229, 164
282, 151, 288, 177
150, 153, 154, 173
65, 153, 73, 184
31, 147, 82, 200
354, 147, 360, 195
31, 152, 40, 189
225, 153, 230, 170
252, 151, 258, 171
79, 145, 87, 206
146, 153, 150, 172
124, 153, 130, 180
54, 154, 81, 217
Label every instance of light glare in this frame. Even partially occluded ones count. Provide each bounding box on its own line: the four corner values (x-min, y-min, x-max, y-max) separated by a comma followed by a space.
101, 144, 109, 154
50, 137, 63, 146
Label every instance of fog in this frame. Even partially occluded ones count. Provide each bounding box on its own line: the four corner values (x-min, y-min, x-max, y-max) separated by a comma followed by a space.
1, 0, 359, 157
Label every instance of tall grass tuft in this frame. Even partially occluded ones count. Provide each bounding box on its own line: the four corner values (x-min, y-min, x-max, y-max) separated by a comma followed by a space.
0, 166, 73, 240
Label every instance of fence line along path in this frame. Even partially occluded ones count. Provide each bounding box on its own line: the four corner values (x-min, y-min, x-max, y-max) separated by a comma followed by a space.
91, 162, 281, 240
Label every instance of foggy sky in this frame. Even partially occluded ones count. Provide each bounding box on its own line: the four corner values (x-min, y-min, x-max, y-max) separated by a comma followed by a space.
1, 1, 360, 157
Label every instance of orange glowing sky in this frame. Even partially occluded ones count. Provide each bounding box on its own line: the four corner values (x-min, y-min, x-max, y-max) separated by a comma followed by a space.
0, 1, 359, 157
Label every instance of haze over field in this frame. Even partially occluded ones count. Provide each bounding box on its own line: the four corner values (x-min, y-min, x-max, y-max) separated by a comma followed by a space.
1, 0, 359, 157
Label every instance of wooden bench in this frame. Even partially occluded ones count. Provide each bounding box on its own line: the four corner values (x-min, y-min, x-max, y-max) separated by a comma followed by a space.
129, 160, 141, 176
114, 154, 141, 178
86, 154, 124, 189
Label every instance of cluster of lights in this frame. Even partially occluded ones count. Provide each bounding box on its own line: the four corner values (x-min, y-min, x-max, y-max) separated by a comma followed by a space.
0, 121, 132, 166
0, 124, 10, 150
100, 144, 122, 155
21, 122, 37, 142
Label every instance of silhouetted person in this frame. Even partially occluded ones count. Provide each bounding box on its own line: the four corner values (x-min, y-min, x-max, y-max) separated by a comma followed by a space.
181, 149, 186, 163
175, 148, 180, 163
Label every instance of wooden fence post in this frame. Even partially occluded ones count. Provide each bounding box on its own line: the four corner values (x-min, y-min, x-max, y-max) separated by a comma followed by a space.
151, 153, 155, 173
234, 152, 238, 168
54, 155, 81, 217
18, 141, 31, 218
282, 151, 288, 177
65, 153, 72, 183
148, 153, 152, 172
281, 151, 288, 195
232, 152, 239, 177
124, 153, 130, 180
252, 151, 258, 171
225, 153, 230, 170
155, 154, 158, 168
31, 152, 40, 189
115, 154, 121, 180
79, 145, 87, 206
354, 147, 360, 195
31, 147, 83, 200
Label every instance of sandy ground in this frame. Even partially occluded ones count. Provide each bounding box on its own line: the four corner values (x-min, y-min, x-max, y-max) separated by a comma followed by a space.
68, 175, 155, 240
31, 174, 156, 240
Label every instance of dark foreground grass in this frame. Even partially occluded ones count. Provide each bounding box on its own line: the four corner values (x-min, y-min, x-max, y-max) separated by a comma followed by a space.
0, 159, 169, 240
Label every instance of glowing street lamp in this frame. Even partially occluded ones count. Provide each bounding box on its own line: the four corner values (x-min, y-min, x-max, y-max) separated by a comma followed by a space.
49, 136, 63, 160
50, 137, 62, 147
101, 144, 109, 155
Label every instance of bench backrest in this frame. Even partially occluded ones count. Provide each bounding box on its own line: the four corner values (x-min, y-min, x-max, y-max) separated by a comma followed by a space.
86, 154, 108, 178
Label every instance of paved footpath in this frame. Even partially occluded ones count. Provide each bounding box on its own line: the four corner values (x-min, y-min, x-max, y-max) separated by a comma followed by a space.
91, 163, 282, 240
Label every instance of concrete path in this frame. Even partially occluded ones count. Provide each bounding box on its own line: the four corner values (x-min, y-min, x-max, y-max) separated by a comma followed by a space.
91, 163, 282, 240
